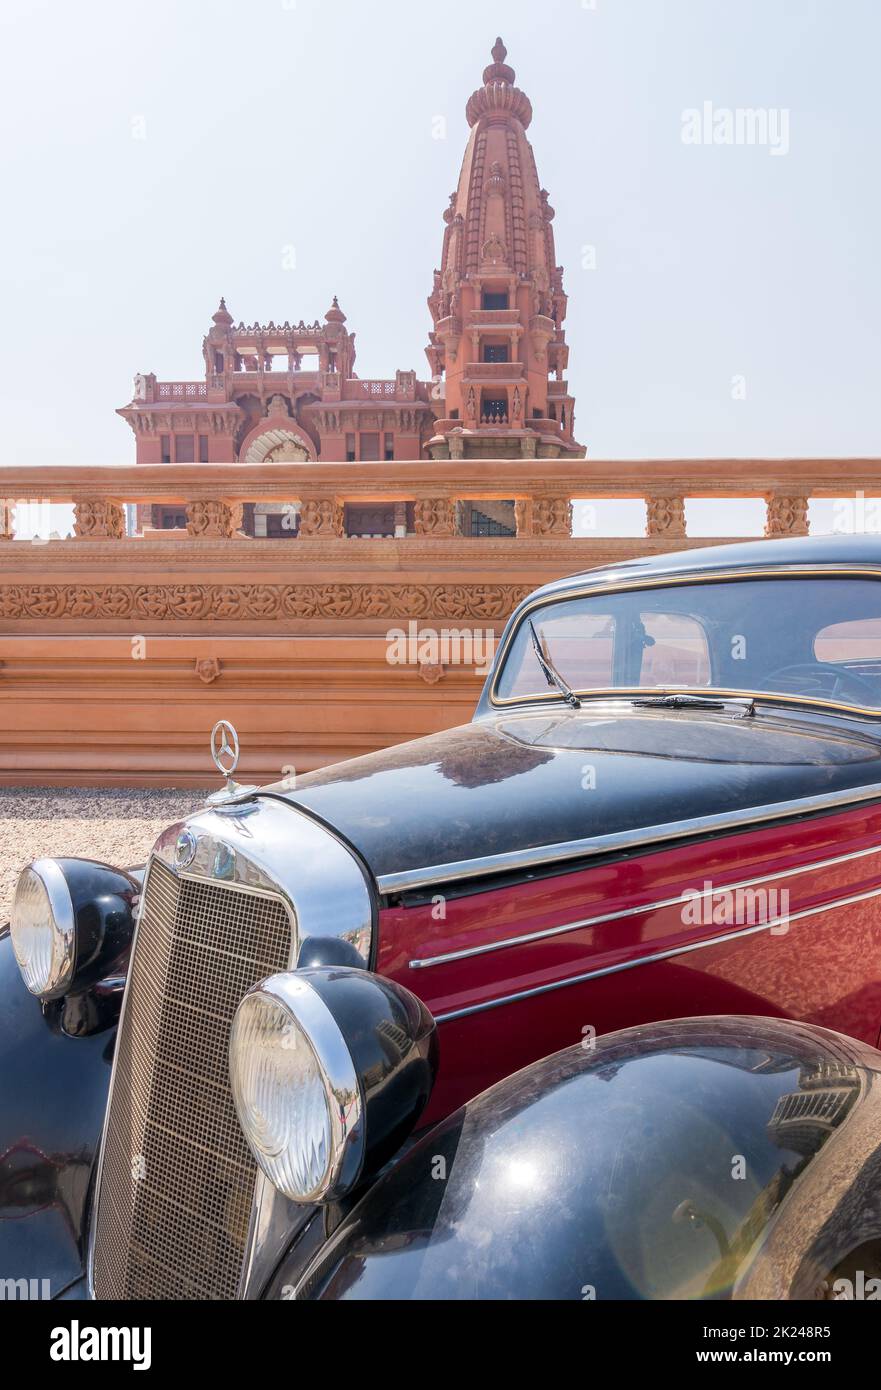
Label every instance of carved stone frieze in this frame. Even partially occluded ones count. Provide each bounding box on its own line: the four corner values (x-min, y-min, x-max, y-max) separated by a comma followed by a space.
0, 583, 533, 623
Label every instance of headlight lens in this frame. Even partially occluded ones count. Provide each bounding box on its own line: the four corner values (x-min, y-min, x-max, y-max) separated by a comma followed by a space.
229, 974, 364, 1203
11, 861, 76, 997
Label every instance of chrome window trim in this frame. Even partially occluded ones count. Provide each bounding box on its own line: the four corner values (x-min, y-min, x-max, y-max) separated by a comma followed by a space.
409, 840, 881, 969
378, 780, 881, 897
87, 794, 375, 1301
433, 878, 881, 1023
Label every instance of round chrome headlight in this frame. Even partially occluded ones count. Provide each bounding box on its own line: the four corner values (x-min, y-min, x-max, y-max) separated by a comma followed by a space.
11, 860, 76, 998
229, 973, 364, 1203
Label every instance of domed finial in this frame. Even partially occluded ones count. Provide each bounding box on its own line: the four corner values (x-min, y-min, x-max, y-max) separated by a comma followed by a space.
325, 295, 346, 324
482, 36, 516, 88
212, 296, 233, 326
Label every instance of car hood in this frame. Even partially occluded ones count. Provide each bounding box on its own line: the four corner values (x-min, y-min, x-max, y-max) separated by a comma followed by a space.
268, 708, 881, 886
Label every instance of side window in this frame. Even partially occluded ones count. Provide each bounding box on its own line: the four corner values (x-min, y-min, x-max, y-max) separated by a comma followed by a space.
815, 618, 881, 669
639, 612, 711, 687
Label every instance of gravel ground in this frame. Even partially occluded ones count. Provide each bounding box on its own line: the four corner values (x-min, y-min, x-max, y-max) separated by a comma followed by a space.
0, 788, 205, 922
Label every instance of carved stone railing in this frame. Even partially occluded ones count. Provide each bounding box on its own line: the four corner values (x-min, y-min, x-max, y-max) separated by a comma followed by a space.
0, 456, 878, 786
0, 458, 878, 545
156, 382, 209, 399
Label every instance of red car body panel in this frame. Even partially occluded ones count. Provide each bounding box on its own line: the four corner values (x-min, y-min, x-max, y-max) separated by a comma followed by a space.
377, 800, 881, 1124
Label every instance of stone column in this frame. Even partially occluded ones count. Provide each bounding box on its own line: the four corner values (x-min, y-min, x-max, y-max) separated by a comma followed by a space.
413, 498, 459, 537
185, 500, 244, 538
0, 500, 14, 540
645, 494, 686, 539
764, 492, 809, 537
298, 498, 345, 538
74, 499, 126, 539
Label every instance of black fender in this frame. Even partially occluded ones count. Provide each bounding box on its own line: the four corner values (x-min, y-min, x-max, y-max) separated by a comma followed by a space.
288, 1015, 881, 1301
0, 928, 116, 1299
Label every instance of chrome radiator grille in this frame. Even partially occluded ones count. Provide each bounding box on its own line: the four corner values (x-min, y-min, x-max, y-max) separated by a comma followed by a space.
92, 858, 294, 1300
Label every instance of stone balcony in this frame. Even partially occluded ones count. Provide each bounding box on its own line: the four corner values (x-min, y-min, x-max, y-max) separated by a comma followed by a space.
463, 361, 527, 382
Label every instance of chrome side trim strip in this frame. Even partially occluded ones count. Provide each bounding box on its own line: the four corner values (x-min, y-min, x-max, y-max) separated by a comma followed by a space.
409, 840, 881, 969
433, 879, 881, 1023
379, 781, 881, 897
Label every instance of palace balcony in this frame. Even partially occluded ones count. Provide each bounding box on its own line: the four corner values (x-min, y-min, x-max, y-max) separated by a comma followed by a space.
463, 361, 527, 382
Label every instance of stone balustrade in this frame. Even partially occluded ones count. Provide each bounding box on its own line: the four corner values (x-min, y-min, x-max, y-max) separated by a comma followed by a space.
0, 458, 878, 543
0, 455, 879, 786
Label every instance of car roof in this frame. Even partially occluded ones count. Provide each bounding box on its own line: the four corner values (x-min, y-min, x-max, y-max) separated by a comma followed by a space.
529, 533, 881, 603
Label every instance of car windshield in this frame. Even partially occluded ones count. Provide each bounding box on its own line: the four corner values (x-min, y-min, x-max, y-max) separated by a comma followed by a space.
494, 574, 881, 714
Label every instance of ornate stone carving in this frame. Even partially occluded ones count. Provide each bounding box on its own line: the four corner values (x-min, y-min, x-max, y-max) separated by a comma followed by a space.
195, 657, 222, 684
413, 498, 458, 537
532, 496, 572, 538
418, 661, 446, 685
298, 499, 344, 538
74, 499, 125, 540
764, 493, 809, 537
0, 583, 532, 623
514, 498, 533, 537
186, 500, 243, 539
480, 233, 507, 266
645, 495, 686, 538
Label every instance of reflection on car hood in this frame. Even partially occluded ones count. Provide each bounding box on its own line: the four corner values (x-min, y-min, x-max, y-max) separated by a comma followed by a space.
269, 709, 881, 884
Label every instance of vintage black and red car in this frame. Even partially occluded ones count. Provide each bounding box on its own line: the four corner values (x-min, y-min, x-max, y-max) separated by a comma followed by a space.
5, 533, 881, 1301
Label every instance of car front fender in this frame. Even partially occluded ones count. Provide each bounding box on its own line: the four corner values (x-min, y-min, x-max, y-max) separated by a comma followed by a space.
0, 928, 116, 1299
288, 1015, 881, 1301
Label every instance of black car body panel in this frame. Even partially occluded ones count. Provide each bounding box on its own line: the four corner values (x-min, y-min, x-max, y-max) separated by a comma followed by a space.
271, 709, 881, 885
293, 1015, 881, 1301
0, 930, 115, 1298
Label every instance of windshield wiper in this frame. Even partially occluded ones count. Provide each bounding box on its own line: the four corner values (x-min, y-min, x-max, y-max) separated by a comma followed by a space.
528, 620, 581, 709
632, 693, 755, 717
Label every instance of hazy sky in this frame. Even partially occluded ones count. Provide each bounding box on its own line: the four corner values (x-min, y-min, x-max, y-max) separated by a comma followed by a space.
1, 0, 879, 535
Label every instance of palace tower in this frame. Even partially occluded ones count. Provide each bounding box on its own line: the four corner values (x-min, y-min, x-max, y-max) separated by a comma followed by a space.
118, 37, 584, 538
426, 38, 584, 463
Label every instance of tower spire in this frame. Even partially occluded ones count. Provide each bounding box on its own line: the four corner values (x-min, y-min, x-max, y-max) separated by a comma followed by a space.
425, 40, 584, 461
